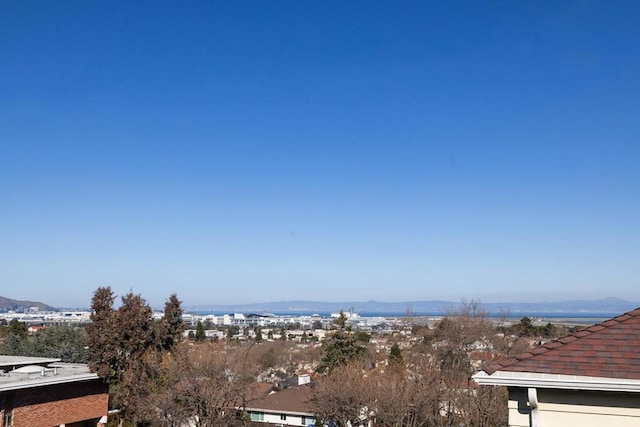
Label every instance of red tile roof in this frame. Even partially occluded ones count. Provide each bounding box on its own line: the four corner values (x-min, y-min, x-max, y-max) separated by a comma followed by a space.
486, 308, 640, 380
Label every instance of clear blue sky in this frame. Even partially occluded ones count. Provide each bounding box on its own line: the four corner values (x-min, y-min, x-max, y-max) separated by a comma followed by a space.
1, 1, 639, 308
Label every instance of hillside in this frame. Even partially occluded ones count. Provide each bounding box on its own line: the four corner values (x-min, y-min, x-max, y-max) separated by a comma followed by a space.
0, 296, 56, 312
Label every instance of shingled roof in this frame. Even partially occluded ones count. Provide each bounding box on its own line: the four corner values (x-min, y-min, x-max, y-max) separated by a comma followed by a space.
485, 307, 640, 380
245, 384, 314, 415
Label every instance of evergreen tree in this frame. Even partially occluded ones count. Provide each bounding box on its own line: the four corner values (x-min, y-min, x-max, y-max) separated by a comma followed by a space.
86, 286, 118, 380
316, 315, 367, 374
86, 287, 162, 381
32, 325, 89, 362
159, 293, 184, 350
8, 319, 28, 338
333, 310, 348, 329
116, 292, 155, 365
388, 343, 404, 368
85, 287, 189, 424
195, 320, 206, 342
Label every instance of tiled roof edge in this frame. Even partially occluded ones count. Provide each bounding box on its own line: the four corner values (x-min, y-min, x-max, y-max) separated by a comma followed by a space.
484, 307, 640, 374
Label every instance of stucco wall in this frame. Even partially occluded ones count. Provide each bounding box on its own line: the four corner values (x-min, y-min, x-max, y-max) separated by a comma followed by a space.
508, 387, 640, 427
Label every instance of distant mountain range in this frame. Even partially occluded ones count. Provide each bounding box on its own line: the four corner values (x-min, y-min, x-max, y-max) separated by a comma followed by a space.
185, 297, 639, 316
0, 296, 56, 312
1, 295, 637, 316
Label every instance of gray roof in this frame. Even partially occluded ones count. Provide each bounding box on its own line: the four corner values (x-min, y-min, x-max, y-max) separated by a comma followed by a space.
0, 355, 61, 368
0, 357, 99, 392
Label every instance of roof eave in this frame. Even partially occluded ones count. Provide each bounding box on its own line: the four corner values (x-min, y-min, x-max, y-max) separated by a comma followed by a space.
243, 407, 314, 417
473, 370, 640, 393
0, 373, 101, 392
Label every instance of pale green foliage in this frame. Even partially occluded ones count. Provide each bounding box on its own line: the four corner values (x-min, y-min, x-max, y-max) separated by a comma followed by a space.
0, 324, 88, 363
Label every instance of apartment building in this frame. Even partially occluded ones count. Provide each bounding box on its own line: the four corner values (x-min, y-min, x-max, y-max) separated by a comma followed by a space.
0, 355, 108, 427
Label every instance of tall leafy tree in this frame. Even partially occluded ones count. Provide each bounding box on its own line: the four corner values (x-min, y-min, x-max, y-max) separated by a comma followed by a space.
159, 293, 184, 351
116, 292, 155, 369
86, 287, 188, 423
86, 286, 118, 380
316, 312, 367, 374
86, 287, 175, 381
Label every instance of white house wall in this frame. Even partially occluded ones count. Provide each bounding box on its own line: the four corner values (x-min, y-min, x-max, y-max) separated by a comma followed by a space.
508, 388, 640, 427
263, 412, 304, 425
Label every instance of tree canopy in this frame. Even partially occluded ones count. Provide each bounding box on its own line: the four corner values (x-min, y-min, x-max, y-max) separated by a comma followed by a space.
86, 288, 182, 375
316, 312, 368, 374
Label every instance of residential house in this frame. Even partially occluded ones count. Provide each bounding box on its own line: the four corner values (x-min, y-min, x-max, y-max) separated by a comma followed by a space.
0, 355, 109, 427
244, 383, 316, 426
473, 308, 640, 427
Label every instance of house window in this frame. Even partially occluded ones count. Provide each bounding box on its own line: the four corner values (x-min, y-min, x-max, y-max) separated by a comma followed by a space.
280, 414, 287, 420
250, 411, 264, 421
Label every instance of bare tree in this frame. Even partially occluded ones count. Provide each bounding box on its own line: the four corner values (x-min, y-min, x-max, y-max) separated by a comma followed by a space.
368, 355, 441, 427
311, 361, 374, 427
431, 300, 507, 426
133, 344, 248, 427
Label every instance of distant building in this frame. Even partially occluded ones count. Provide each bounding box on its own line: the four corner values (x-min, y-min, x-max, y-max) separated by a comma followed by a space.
0, 355, 108, 427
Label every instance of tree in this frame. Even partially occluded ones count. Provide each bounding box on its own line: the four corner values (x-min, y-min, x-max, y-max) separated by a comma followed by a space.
195, 320, 206, 342
116, 292, 155, 364
432, 301, 507, 426
256, 347, 278, 370
311, 361, 373, 427
369, 356, 441, 427
86, 286, 118, 380
333, 310, 348, 329
316, 319, 367, 374
517, 316, 535, 337
159, 293, 184, 351
8, 319, 28, 338
227, 326, 236, 340
388, 343, 403, 368
136, 345, 249, 426
1, 321, 29, 356
85, 286, 188, 424
255, 327, 263, 342
354, 331, 371, 343
34, 326, 89, 362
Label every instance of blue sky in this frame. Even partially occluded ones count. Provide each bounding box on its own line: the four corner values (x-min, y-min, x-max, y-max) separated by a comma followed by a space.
1, 1, 639, 308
